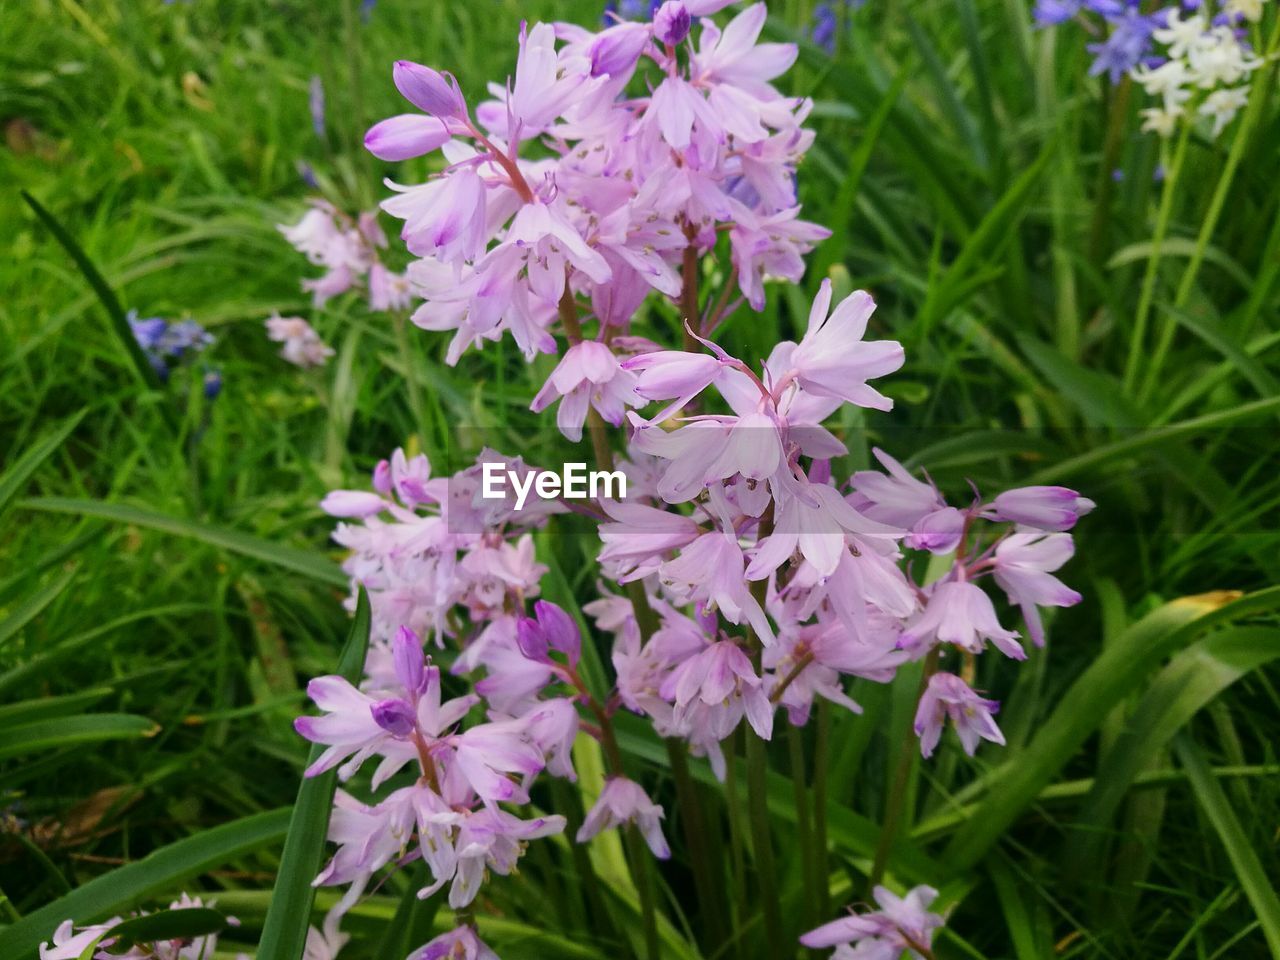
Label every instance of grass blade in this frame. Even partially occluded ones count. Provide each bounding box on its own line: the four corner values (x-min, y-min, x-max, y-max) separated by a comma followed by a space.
0, 566, 77, 651
0, 409, 87, 519
19, 497, 346, 587
0, 713, 158, 763
20, 191, 164, 394
0, 808, 290, 959
1174, 734, 1280, 957
255, 588, 371, 960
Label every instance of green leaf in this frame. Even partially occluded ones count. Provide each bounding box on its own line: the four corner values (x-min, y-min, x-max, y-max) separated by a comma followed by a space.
0, 808, 290, 960
0, 409, 87, 518
0, 688, 112, 727
1016, 333, 1137, 429
107, 907, 225, 948
0, 566, 77, 651
1069, 626, 1280, 877
942, 589, 1276, 872
19, 497, 346, 587
1175, 734, 1280, 957
20, 191, 166, 395
256, 588, 371, 960
0, 713, 158, 762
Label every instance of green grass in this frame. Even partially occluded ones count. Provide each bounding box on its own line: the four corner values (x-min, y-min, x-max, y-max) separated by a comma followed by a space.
2, 0, 1279, 958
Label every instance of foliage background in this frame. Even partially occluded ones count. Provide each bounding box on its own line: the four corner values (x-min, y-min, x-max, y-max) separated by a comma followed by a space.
2, 0, 1278, 957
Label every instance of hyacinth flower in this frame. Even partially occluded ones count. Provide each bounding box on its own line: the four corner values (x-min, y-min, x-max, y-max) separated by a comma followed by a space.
289, 4, 1092, 955
265, 313, 335, 368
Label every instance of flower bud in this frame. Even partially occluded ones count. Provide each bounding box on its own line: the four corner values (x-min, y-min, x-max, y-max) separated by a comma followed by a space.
987, 486, 1095, 532
392, 625, 427, 694
654, 1, 692, 45
515, 616, 550, 662
590, 22, 652, 77
392, 61, 467, 119
370, 698, 416, 737
534, 600, 581, 666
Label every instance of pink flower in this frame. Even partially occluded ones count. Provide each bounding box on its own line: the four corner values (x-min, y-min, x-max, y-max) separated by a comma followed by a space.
850, 447, 948, 530
667, 640, 774, 741
578, 776, 671, 858
898, 579, 1024, 661
392, 60, 467, 121
364, 113, 453, 161
531, 340, 639, 441
993, 532, 1082, 646
801, 884, 944, 958
660, 530, 775, 644
417, 926, 500, 960
790, 280, 904, 411
913, 672, 1005, 758
985, 485, 1095, 531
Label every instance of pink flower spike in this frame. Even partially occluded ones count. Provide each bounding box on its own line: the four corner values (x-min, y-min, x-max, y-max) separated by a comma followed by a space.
914, 672, 1005, 758
392, 61, 466, 119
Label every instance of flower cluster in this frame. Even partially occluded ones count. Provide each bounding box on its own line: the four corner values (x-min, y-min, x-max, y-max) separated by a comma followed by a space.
801, 885, 945, 960
40, 894, 239, 960
128, 311, 221, 398
296, 3, 1092, 956
278, 199, 412, 310
265, 313, 335, 368
1035, 0, 1268, 138
364, 0, 825, 365
1134, 4, 1267, 137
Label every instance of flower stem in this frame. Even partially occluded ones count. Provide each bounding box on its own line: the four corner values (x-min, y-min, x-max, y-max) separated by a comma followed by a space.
787, 724, 817, 935
812, 701, 831, 922
681, 239, 701, 352
867, 649, 938, 894
744, 713, 784, 957
667, 739, 729, 950
1122, 121, 1190, 397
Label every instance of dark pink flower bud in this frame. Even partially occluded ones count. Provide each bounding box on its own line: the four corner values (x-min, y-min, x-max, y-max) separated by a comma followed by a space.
590, 22, 652, 77
654, 1, 692, 45
515, 616, 550, 662
534, 600, 580, 666
364, 114, 452, 161
987, 486, 1095, 532
370, 698, 416, 737
392, 625, 426, 694
392, 61, 466, 119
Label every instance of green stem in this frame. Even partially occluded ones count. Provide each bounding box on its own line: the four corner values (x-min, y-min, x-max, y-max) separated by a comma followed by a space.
667, 739, 729, 951
625, 824, 661, 960
1087, 75, 1133, 271
867, 651, 938, 894
745, 731, 785, 959
1121, 121, 1191, 397
812, 701, 832, 923
787, 724, 816, 936
725, 730, 748, 960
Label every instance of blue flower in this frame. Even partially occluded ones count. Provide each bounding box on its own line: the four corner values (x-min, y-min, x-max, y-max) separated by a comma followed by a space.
812, 3, 838, 52
309, 75, 326, 140
1086, 8, 1157, 82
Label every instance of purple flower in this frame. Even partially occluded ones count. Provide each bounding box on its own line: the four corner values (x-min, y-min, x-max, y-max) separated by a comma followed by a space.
993, 532, 1082, 646
653, 1, 692, 45
1087, 8, 1158, 82
984, 485, 1094, 531
914, 672, 1005, 757
790, 280, 904, 411
802, 884, 945, 957
416, 926, 499, 960
1034, 0, 1083, 26
898, 579, 1025, 661
578, 776, 671, 858
812, 3, 838, 51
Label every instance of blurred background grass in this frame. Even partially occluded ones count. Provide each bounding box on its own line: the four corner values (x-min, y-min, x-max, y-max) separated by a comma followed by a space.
2, 0, 1278, 957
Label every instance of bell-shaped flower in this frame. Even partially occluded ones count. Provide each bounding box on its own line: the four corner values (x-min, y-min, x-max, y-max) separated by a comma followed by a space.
993, 532, 1082, 646
913, 672, 1005, 758
666, 640, 774, 741
417, 926, 500, 960
448, 808, 566, 907
898, 579, 1024, 661
801, 884, 944, 957
661, 531, 775, 644
531, 340, 640, 442
392, 60, 467, 121
790, 280, 904, 411
577, 776, 671, 858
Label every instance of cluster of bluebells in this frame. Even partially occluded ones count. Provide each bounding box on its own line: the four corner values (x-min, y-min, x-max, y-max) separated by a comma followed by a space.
128, 311, 222, 398
40, 894, 239, 960
278, 199, 413, 311
811, 0, 867, 54
1035, 0, 1269, 138
293, 3, 1092, 957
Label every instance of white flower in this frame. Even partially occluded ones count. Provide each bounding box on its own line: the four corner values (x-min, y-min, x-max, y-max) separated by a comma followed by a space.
1188, 26, 1264, 88
1199, 86, 1250, 137
1140, 105, 1184, 138
1132, 59, 1195, 112
1152, 9, 1208, 61
1226, 0, 1265, 23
